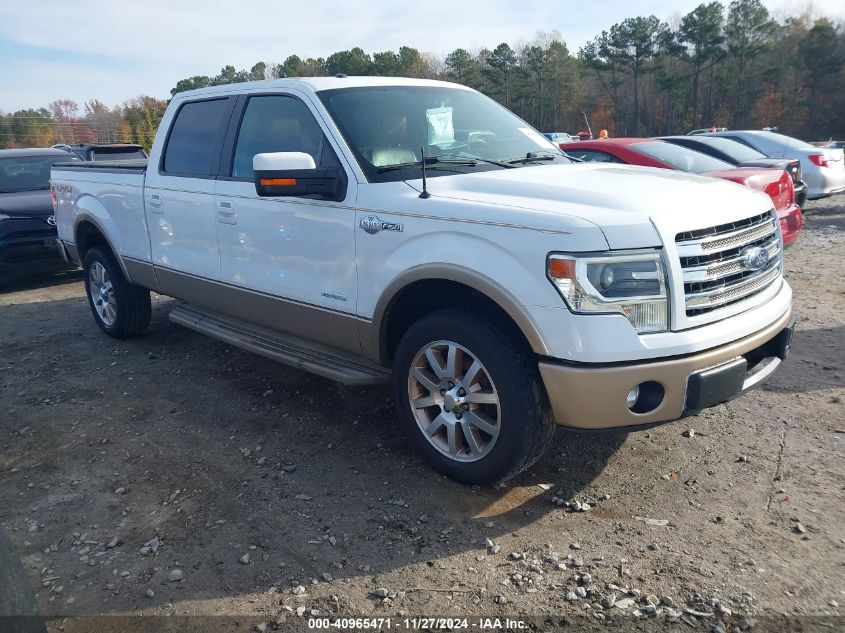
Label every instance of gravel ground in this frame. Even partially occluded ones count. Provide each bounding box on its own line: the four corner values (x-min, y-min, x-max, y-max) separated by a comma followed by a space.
0, 196, 843, 633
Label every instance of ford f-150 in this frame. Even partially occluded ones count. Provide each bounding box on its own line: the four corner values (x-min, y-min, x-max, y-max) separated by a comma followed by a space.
52, 77, 794, 483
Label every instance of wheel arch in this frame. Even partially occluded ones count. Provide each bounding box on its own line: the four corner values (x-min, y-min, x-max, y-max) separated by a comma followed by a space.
74, 214, 132, 281
366, 264, 551, 366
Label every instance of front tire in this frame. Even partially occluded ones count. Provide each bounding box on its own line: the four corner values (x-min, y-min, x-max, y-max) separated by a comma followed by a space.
391, 309, 555, 484
83, 246, 151, 338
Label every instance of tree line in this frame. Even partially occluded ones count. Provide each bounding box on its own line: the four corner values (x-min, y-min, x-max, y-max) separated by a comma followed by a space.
1, 0, 843, 150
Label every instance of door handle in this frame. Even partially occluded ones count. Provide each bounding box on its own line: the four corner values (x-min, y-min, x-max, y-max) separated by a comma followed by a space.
216, 201, 237, 225
148, 193, 163, 213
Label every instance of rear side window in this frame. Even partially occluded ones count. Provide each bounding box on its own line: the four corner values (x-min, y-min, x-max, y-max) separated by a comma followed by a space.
570, 149, 623, 163
163, 99, 230, 176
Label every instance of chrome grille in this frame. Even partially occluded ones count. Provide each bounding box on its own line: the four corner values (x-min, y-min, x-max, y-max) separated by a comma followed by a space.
676, 211, 782, 317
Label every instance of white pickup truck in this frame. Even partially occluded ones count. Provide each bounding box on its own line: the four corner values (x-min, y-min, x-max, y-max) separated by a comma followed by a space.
52, 77, 794, 484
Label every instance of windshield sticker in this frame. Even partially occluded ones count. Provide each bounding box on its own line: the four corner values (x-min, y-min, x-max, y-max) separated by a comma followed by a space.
426, 106, 455, 146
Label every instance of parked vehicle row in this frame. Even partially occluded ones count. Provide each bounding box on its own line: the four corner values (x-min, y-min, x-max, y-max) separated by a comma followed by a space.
561, 138, 803, 247
659, 135, 807, 207
52, 77, 796, 484
553, 126, 845, 202
701, 130, 845, 199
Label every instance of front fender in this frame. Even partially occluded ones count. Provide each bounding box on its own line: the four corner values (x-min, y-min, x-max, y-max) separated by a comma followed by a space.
358, 226, 577, 361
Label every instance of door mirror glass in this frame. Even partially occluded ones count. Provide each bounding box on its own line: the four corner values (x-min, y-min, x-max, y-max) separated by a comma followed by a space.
253, 152, 339, 198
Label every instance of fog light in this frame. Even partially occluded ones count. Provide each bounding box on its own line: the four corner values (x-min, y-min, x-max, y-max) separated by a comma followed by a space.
626, 386, 640, 409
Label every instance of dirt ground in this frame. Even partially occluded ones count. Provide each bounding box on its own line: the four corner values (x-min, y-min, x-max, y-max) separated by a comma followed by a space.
0, 197, 843, 633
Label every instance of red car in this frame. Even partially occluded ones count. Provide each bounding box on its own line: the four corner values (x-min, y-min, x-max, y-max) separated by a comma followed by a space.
560, 138, 803, 246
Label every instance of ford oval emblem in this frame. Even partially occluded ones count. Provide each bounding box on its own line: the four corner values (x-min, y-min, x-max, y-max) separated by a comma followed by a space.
741, 246, 769, 271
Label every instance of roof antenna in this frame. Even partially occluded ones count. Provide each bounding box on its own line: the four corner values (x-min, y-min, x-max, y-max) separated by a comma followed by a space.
583, 112, 594, 139
419, 146, 431, 199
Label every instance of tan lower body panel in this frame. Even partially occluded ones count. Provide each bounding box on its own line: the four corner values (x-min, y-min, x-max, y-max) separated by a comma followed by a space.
155, 267, 365, 355
539, 308, 792, 430
124, 258, 160, 292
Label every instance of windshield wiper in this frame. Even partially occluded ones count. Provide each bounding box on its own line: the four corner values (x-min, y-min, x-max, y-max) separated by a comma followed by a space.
376, 157, 480, 173
434, 153, 517, 169
503, 151, 561, 165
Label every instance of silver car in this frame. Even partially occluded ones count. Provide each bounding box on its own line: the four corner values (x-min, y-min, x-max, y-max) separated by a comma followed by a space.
704, 130, 845, 199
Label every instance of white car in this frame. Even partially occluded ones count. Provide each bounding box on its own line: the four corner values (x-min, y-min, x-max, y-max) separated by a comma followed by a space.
51, 77, 794, 484
704, 130, 845, 199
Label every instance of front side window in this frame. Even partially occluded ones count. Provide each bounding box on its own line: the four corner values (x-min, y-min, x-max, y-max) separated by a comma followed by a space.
163, 98, 230, 176
231, 95, 330, 179
318, 86, 569, 182
632, 141, 733, 173
0, 155, 80, 193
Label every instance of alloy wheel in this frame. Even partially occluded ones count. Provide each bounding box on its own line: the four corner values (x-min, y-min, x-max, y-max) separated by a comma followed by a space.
407, 340, 501, 462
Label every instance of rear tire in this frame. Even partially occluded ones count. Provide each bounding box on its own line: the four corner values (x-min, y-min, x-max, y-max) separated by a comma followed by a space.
83, 246, 151, 338
391, 308, 555, 485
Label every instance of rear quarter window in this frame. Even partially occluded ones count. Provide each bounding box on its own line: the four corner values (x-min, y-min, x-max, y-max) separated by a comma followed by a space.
163, 98, 231, 176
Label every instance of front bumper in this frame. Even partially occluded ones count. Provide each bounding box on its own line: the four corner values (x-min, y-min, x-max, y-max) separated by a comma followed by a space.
0, 217, 59, 264
538, 308, 793, 430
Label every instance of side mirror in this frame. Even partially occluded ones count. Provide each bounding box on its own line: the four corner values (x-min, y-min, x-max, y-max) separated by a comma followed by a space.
253, 152, 339, 198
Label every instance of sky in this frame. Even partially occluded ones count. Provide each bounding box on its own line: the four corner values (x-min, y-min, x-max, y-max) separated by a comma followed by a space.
0, 0, 843, 113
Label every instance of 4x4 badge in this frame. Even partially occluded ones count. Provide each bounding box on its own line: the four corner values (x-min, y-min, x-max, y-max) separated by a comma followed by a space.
360, 215, 402, 234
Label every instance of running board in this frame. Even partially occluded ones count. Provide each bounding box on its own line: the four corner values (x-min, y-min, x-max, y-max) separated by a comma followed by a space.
169, 304, 391, 385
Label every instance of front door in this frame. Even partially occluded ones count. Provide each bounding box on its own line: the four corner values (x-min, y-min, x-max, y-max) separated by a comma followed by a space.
213, 93, 359, 349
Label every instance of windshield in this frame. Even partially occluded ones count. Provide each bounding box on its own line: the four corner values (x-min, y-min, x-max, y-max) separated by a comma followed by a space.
0, 155, 79, 193
632, 141, 733, 173
318, 85, 569, 182
695, 136, 766, 162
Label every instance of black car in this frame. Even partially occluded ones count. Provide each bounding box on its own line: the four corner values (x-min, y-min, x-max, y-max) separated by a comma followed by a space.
52, 143, 148, 161
0, 148, 80, 264
659, 135, 808, 206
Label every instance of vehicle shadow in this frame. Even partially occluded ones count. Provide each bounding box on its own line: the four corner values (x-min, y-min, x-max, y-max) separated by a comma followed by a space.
761, 324, 844, 394
0, 295, 624, 618
0, 260, 82, 294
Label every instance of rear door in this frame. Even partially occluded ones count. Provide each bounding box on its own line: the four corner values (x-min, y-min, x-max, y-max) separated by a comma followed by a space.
144, 97, 234, 282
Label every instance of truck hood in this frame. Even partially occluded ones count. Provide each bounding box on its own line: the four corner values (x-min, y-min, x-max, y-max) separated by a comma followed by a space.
0, 189, 53, 217
407, 162, 774, 249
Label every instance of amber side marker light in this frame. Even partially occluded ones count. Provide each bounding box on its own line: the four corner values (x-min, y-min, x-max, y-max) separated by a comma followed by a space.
548, 257, 576, 279
260, 178, 297, 186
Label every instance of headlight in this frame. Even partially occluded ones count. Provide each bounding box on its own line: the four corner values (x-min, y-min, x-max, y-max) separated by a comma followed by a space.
547, 251, 669, 334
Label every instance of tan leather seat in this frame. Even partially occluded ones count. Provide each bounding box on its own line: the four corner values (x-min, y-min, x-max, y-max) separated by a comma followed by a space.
371, 147, 417, 167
